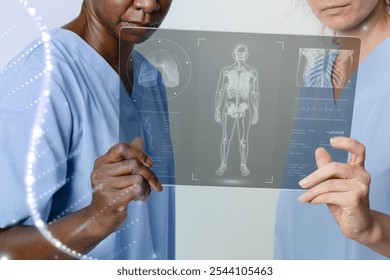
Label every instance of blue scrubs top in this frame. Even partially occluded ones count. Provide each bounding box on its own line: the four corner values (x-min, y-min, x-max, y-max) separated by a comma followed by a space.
0, 28, 175, 260
274, 38, 390, 259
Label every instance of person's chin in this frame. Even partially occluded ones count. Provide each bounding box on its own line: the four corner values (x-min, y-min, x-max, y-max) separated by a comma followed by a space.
119, 23, 157, 44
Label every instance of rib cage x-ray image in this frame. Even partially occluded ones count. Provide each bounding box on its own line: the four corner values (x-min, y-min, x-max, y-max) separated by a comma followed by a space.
296, 48, 354, 89
214, 44, 259, 177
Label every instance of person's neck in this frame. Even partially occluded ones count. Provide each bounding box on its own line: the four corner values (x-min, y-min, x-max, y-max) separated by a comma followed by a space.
62, 3, 132, 74
336, 8, 390, 63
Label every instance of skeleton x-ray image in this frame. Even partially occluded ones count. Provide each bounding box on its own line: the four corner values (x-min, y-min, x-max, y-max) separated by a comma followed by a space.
119, 28, 360, 189
297, 48, 354, 88
214, 44, 259, 177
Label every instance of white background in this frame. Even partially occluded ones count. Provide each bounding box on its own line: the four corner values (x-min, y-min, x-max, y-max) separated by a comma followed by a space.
2, 260, 390, 279
0, 0, 321, 259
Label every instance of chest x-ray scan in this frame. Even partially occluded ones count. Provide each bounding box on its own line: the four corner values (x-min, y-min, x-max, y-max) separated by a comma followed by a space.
119, 28, 360, 189
297, 48, 354, 88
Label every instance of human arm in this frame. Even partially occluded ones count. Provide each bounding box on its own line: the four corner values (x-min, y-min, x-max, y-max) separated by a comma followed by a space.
250, 70, 259, 124
0, 138, 162, 259
0, 209, 107, 260
298, 137, 390, 257
214, 69, 228, 123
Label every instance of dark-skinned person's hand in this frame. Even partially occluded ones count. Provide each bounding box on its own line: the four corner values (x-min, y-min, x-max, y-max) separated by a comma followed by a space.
87, 137, 162, 235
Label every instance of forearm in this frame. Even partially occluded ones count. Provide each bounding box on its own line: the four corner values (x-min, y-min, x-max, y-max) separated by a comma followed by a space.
215, 91, 224, 110
358, 210, 390, 258
0, 206, 108, 259
251, 92, 259, 108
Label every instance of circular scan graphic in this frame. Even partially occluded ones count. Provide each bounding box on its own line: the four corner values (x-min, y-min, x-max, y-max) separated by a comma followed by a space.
129, 37, 192, 101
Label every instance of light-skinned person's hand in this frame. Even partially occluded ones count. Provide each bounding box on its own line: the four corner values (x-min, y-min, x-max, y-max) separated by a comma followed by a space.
298, 137, 374, 242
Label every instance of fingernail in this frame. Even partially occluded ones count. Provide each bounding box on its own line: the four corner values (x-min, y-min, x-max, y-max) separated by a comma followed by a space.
153, 182, 163, 192
299, 178, 310, 188
297, 195, 305, 203
330, 137, 337, 145
146, 156, 154, 167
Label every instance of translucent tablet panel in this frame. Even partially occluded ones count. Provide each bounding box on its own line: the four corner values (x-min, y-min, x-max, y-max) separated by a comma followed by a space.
119, 28, 360, 189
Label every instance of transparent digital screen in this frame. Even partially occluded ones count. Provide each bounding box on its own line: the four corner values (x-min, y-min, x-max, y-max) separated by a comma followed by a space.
119, 28, 360, 190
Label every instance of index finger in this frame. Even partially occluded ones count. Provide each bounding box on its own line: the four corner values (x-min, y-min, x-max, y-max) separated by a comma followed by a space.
102, 142, 154, 167
299, 161, 353, 189
127, 159, 163, 192
330, 137, 365, 167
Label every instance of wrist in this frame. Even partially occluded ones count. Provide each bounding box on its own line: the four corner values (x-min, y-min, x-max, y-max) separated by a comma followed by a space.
356, 210, 385, 247
43, 206, 111, 256
81, 206, 114, 239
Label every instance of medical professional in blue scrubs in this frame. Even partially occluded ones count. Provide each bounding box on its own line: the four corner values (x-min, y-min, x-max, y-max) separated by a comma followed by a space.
0, 0, 175, 259
275, 0, 390, 259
